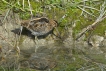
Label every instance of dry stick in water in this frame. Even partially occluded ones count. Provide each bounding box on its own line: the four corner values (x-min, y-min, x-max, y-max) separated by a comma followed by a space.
0, 34, 20, 54
0, 34, 14, 47
76, 15, 106, 40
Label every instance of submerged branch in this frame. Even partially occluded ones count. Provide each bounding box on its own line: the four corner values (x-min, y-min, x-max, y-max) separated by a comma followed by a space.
0, 34, 14, 47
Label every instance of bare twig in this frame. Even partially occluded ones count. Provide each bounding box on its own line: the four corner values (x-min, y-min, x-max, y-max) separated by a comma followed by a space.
28, 0, 33, 18
76, 1, 106, 40
77, 6, 96, 17
23, 0, 24, 9
76, 15, 106, 40
79, 5, 99, 11
0, 34, 14, 47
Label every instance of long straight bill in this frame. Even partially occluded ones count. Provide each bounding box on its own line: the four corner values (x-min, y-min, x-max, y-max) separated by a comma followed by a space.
54, 27, 61, 39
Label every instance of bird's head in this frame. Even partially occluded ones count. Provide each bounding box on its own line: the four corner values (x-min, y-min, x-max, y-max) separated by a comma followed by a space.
50, 20, 58, 27
20, 20, 29, 27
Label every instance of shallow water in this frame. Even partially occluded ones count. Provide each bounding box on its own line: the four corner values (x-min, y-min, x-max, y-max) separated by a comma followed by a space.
18, 39, 106, 71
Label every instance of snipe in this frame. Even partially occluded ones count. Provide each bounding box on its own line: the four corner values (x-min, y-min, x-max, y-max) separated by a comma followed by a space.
20, 17, 57, 37
20, 17, 59, 52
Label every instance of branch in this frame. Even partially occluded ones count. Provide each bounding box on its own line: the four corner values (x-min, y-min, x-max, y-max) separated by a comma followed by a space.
76, 15, 106, 40
0, 34, 14, 47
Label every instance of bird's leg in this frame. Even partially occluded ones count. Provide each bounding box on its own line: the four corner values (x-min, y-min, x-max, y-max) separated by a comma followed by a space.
18, 26, 23, 40
20, 26, 23, 31
34, 36, 39, 52
19, 26, 23, 34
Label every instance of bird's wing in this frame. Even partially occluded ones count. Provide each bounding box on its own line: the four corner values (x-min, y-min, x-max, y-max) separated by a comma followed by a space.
30, 17, 49, 25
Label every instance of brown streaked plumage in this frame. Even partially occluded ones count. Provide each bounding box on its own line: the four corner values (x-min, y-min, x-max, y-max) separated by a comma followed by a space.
20, 17, 57, 36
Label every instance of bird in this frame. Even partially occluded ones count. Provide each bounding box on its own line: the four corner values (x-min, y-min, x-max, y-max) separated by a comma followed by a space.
20, 17, 57, 37
20, 17, 58, 52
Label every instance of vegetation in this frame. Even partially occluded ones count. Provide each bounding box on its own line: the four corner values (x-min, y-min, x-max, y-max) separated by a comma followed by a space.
1, 0, 106, 38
